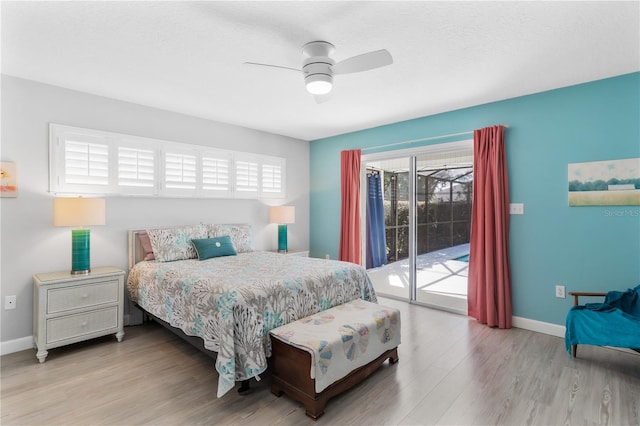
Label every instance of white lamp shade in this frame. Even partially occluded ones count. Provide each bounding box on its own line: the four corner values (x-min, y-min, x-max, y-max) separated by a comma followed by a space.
269, 206, 295, 224
54, 198, 106, 227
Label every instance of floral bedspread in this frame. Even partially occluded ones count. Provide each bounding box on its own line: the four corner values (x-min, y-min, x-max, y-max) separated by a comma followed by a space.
126, 251, 377, 397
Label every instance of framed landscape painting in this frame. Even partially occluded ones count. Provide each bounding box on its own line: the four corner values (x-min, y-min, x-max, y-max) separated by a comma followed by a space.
568, 158, 640, 206
0, 161, 17, 197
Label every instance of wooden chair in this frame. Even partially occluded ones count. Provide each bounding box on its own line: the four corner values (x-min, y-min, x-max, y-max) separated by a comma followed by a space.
567, 287, 640, 358
567, 291, 605, 358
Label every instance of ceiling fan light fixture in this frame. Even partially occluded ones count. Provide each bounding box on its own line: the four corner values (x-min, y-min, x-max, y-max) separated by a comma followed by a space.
247, 41, 392, 100
305, 74, 333, 95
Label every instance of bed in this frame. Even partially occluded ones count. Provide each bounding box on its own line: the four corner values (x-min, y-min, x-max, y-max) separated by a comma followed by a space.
126, 224, 377, 397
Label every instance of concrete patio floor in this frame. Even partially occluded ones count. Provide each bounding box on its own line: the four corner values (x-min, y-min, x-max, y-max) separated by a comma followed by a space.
367, 243, 470, 314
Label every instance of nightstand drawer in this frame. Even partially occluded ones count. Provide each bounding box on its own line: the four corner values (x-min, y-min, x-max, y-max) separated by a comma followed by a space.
46, 307, 119, 344
47, 279, 119, 314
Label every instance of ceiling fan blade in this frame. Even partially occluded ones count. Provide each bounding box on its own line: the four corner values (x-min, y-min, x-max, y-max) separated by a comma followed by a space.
332, 49, 393, 75
243, 62, 301, 73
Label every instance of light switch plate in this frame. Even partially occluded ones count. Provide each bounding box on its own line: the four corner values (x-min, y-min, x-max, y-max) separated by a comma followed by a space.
509, 203, 524, 214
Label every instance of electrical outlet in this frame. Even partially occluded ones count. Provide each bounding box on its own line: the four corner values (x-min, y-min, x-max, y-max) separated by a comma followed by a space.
555, 285, 566, 299
5, 295, 16, 310
325, 254, 330, 259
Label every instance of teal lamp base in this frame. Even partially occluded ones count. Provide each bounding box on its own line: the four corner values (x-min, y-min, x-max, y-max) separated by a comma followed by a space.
277, 224, 288, 253
71, 229, 91, 275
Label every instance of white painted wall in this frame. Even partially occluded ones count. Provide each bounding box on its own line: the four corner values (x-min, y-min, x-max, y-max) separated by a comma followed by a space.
0, 75, 310, 351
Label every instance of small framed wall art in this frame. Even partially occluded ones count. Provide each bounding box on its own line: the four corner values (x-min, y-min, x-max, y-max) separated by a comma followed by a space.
0, 161, 17, 197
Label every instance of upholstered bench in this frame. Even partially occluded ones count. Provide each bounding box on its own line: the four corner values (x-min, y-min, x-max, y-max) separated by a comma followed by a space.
269, 299, 401, 420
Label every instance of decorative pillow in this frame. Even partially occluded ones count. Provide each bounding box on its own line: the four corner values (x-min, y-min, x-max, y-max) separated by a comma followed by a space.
191, 236, 237, 260
205, 223, 253, 253
146, 225, 207, 262
138, 231, 155, 261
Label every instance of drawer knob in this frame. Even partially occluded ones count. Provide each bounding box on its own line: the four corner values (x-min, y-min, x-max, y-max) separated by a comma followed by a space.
81, 321, 88, 327
82, 294, 89, 299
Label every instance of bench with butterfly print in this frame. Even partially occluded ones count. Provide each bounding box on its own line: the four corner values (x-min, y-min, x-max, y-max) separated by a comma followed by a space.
269, 299, 401, 420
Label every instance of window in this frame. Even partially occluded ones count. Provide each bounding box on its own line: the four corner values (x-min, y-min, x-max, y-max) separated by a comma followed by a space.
117, 146, 155, 190
65, 140, 109, 186
49, 123, 286, 199
50, 127, 112, 194
235, 158, 259, 194
233, 154, 286, 198
201, 152, 231, 196
164, 152, 197, 191
261, 158, 284, 195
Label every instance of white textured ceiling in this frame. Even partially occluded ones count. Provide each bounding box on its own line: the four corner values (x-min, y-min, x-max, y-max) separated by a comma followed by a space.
2, 1, 639, 141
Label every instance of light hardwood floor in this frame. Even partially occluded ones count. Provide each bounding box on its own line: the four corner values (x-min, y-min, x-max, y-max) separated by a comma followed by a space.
2, 298, 639, 425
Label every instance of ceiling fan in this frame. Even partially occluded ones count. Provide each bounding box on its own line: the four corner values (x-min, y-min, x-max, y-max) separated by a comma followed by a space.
245, 41, 393, 100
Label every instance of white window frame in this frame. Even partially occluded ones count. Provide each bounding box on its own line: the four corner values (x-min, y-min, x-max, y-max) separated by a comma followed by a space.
49, 123, 286, 199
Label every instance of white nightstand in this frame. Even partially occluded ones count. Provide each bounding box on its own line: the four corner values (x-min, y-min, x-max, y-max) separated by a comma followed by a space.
271, 249, 309, 257
33, 266, 125, 363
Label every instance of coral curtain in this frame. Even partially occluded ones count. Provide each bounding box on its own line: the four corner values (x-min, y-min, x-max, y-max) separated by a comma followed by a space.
468, 125, 512, 328
366, 172, 388, 269
339, 149, 362, 264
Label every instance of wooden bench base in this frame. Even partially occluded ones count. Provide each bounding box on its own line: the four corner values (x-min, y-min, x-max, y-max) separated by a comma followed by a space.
270, 336, 399, 420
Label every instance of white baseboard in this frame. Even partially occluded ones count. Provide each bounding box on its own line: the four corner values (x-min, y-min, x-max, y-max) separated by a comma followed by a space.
512, 315, 565, 338
1, 336, 34, 356
512, 315, 639, 356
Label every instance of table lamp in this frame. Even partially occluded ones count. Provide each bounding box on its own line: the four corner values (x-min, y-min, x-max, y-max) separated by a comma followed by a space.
54, 197, 106, 275
269, 206, 295, 253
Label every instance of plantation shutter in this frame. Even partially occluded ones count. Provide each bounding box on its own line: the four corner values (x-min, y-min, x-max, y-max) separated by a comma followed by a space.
118, 146, 155, 190
201, 152, 231, 196
165, 152, 197, 191
235, 158, 259, 195
64, 140, 109, 186
260, 156, 286, 198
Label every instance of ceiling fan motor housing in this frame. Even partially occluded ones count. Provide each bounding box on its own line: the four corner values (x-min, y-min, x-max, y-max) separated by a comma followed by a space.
302, 41, 335, 58
302, 41, 336, 95
303, 56, 334, 95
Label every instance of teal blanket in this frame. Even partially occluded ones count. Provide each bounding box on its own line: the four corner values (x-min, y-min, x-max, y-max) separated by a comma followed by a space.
565, 284, 640, 356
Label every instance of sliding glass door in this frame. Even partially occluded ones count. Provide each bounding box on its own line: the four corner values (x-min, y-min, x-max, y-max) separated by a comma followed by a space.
364, 157, 411, 301
363, 141, 472, 314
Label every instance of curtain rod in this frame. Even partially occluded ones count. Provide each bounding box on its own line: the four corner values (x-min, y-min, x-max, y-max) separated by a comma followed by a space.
361, 125, 510, 152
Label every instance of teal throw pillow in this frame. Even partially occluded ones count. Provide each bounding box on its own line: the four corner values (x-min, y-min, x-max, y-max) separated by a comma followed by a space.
191, 236, 237, 260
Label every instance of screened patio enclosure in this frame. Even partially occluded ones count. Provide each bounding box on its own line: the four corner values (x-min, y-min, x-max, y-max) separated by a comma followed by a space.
363, 143, 473, 314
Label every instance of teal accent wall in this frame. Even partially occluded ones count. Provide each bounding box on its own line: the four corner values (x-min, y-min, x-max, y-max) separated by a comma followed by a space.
310, 72, 640, 326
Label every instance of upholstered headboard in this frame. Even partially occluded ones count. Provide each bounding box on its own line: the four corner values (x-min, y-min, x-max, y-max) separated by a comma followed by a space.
128, 229, 147, 270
